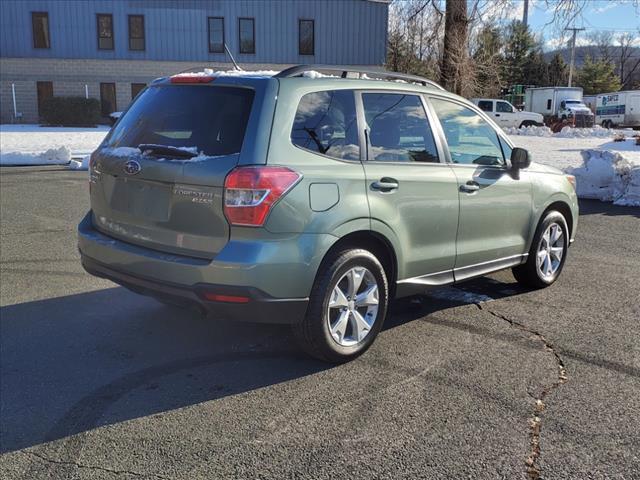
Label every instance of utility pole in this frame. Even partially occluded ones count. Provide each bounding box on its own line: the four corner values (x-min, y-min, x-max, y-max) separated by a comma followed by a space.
523, 0, 529, 26
565, 26, 585, 87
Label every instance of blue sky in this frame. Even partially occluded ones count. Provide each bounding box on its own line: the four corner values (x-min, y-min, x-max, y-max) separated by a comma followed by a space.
524, 0, 640, 49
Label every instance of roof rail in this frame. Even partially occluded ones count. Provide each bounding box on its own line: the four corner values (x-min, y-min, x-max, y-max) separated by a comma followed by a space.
275, 65, 445, 91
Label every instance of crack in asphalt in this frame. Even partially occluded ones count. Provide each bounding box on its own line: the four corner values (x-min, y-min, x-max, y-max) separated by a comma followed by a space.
24, 450, 169, 479
476, 303, 568, 480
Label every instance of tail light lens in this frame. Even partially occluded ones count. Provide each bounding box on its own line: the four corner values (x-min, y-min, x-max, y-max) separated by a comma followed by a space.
566, 174, 576, 190
224, 166, 301, 227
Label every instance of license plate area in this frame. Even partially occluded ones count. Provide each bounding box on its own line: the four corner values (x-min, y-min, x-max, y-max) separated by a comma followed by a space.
111, 177, 171, 221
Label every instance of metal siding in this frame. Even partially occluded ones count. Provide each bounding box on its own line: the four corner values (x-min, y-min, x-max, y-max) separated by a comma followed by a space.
0, 0, 388, 65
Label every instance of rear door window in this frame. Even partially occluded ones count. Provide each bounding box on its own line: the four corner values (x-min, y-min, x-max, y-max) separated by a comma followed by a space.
477, 100, 493, 112
291, 90, 359, 160
362, 92, 439, 163
106, 85, 254, 157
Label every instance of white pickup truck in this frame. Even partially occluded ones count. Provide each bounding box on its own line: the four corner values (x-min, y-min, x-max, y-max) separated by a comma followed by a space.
470, 98, 544, 128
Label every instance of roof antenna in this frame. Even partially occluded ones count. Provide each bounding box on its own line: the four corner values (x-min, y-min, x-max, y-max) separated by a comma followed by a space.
224, 44, 243, 71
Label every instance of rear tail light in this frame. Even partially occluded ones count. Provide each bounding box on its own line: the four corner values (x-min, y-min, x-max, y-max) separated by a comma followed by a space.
566, 174, 576, 191
224, 166, 301, 227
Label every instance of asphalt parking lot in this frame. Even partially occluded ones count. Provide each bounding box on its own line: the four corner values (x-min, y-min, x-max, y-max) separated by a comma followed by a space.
1, 166, 639, 479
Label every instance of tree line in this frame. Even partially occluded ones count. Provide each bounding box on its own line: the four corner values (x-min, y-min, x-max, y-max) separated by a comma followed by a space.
387, 0, 640, 98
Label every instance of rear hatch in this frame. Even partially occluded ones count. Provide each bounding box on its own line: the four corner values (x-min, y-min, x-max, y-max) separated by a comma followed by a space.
90, 79, 261, 259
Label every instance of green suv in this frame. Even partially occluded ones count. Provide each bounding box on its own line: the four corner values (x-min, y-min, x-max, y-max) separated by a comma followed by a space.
78, 66, 578, 362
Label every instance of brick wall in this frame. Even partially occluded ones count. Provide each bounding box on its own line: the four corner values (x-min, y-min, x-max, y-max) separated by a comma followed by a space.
0, 58, 289, 123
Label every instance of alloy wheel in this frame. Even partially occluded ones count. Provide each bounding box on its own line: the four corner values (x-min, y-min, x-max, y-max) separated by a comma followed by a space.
326, 266, 380, 347
537, 222, 565, 280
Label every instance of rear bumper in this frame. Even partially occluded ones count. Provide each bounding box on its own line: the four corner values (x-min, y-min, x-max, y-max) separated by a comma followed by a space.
81, 254, 307, 323
77, 212, 322, 324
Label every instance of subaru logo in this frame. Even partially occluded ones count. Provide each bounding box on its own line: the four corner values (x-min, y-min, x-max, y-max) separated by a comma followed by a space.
123, 160, 141, 175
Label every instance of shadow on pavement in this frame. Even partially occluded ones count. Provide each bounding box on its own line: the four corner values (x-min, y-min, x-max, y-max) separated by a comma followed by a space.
1, 277, 527, 454
0, 287, 329, 454
578, 199, 640, 218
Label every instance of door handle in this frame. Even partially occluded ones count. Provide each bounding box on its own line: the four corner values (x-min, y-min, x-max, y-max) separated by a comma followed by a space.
460, 181, 480, 193
495, 113, 501, 117
371, 178, 399, 192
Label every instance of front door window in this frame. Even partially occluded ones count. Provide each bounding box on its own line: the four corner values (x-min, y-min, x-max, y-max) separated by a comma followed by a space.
430, 98, 506, 166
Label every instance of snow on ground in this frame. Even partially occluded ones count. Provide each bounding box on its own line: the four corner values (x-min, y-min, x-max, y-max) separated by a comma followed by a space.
508, 129, 640, 206
1, 122, 638, 206
0, 124, 109, 167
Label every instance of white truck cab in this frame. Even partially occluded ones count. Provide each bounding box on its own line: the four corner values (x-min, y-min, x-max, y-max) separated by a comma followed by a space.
470, 98, 544, 128
524, 87, 594, 127
558, 99, 592, 120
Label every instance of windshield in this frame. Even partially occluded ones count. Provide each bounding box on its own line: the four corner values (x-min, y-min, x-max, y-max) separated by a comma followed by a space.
565, 100, 581, 104
105, 85, 254, 157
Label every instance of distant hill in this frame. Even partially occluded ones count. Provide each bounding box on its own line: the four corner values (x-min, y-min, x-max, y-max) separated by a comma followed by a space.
545, 45, 640, 89
544, 45, 640, 68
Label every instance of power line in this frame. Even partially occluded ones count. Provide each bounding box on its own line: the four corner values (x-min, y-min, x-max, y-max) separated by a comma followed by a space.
565, 26, 586, 87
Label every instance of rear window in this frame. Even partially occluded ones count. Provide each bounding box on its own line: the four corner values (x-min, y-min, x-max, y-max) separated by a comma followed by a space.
291, 90, 359, 161
106, 85, 254, 156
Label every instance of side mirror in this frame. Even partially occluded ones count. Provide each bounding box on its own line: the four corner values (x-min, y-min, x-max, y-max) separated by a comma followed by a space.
510, 147, 531, 177
560, 101, 566, 109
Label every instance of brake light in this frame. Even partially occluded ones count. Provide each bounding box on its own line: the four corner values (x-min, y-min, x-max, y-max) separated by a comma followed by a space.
224, 166, 302, 227
201, 293, 250, 303
170, 75, 215, 84
566, 174, 576, 190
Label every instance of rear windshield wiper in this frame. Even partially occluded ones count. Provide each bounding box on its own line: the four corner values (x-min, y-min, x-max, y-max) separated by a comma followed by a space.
137, 144, 197, 159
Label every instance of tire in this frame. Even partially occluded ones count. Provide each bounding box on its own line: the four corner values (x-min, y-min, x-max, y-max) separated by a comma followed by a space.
293, 248, 389, 363
519, 120, 534, 128
601, 120, 608, 128
512, 211, 569, 289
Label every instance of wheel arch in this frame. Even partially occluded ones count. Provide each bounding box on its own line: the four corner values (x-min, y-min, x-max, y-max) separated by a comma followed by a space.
319, 230, 398, 297
540, 200, 575, 239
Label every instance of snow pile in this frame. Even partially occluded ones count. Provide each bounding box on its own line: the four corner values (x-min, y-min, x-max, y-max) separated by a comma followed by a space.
615, 167, 640, 207
555, 125, 634, 138
68, 155, 90, 170
504, 125, 553, 137
0, 124, 109, 168
0, 146, 71, 166
210, 69, 278, 78
570, 149, 640, 206
302, 70, 339, 79
101, 146, 140, 157
505, 124, 634, 139
172, 69, 278, 79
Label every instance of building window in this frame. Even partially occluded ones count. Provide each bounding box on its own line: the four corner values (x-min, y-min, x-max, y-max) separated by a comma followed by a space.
100, 83, 117, 116
238, 18, 255, 54
131, 83, 146, 99
128, 15, 145, 51
32, 12, 50, 49
299, 19, 314, 56
36, 81, 53, 119
208, 17, 224, 53
97, 14, 114, 50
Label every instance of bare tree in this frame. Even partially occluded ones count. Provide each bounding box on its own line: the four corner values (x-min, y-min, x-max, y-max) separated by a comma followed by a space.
585, 31, 614, 64
440, 0, 469, 94
617, 31, 640, 89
